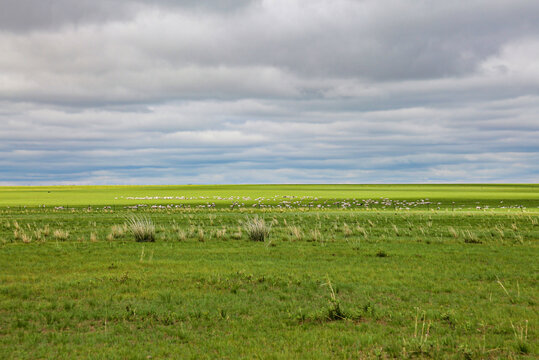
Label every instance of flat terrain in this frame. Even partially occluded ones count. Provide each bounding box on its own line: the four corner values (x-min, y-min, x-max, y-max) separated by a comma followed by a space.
1, 184, 538, 209
0, 185, 537, 359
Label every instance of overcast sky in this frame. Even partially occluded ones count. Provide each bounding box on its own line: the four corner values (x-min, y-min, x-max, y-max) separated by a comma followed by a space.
1, 0, 538, 185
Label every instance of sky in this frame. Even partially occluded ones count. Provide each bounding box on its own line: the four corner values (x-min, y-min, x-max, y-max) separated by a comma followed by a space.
1, 0, 538, 185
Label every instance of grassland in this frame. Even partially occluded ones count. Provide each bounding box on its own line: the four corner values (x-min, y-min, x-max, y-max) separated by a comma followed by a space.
0, 185, 537, 359
1, 184, 538, 209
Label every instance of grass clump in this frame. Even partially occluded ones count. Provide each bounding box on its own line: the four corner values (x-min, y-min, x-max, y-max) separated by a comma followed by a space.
126, 215, 155, 242
53, 229, 69, 241
462, 229, 481, 244
310, 228, 322, 242
244, 217, 271, 242
376, 249, 388, 257
110, 224, 127, 238
197, 228, 205, 242
231, 226, 243, 240
311, 277, 359, 322
402, 308, 433, 357
343, 223, 353, 237
289, 225, 303, 241
21, 231, 32, 243
177, 229, 187, 241
511, 320, 529, 354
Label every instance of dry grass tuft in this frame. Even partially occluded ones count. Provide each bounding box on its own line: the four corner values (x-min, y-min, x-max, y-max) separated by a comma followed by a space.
462, 229, 481, 244
126, 215, 155, 242
53, 229, 69, 241
244, 217, 271, 242
232, 226, 243, 240
356, 225, 368, 237
177, 229, 187, 241
289, 225, 303, 241
198, 228, 205, 242
310, 228, 323, 242
343, 223, 353, 237
448, 226, 459, 238
21, 232, 32, 243
214, 228, 227, 240
110, 224, 127, 239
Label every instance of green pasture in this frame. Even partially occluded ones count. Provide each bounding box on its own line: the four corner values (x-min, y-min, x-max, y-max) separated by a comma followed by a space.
0, 185, 537, 359
1, 184, 538, 209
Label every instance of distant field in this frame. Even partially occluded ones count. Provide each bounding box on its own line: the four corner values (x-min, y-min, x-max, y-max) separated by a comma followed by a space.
0, 185, 537, 359
1, 184, 538, 209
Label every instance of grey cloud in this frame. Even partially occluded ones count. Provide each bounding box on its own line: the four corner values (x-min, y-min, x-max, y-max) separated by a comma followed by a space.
2, 0, 539, 109
149, 0, 539, 80
0, 0, 134, 32
1, 1, 538, 184
1, 93, 538, 184
0, 0, 254, 32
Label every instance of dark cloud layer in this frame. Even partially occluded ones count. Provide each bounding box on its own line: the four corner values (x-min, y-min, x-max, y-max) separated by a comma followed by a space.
0, 0, 538, 184
0, 0, 254, 32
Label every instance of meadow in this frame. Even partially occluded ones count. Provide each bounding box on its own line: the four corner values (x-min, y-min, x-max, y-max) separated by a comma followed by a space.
0, 185, 537, 359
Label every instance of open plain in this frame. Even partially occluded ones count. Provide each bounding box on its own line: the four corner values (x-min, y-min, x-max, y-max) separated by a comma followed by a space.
0, 184, 537, 359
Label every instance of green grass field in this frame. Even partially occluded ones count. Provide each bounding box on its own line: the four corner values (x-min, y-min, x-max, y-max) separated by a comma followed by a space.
1, 184, 538, 209
0, 185, 537, 359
